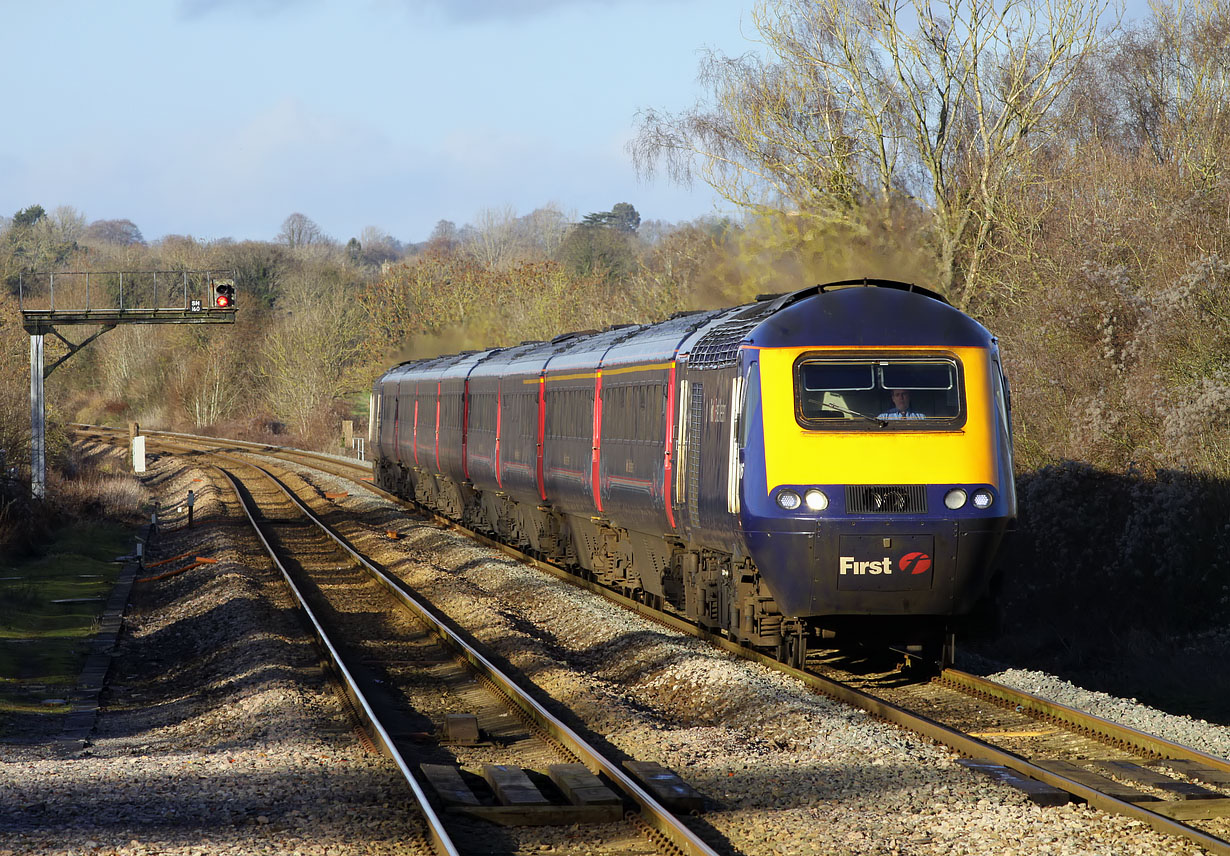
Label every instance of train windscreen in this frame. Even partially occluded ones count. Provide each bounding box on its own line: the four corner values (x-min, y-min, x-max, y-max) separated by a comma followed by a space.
794, 356, 964, 429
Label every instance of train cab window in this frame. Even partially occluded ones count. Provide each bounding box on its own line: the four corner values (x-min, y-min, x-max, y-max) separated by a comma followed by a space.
795, 356, 966, 430
737, 364, 760, 449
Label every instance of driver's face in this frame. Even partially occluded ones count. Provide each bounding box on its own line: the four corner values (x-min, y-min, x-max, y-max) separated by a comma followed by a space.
891, 389, 910, 410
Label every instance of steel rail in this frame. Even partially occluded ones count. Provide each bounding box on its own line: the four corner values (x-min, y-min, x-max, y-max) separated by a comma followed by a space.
80, 426, 1230, 854
236, 459, 721, 856
941, 669, 1230, 772
213, 465, 459, 856
395, 504, 1230, 856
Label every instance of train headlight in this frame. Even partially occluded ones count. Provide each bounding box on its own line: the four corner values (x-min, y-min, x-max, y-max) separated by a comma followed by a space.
776, 489, 802, 511
804, 489, 829, 511
944, 489, 968, 510
972, 489, 994, 509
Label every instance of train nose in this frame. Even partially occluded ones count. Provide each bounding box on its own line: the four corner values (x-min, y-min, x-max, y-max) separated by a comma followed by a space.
746, 516, 1007, 618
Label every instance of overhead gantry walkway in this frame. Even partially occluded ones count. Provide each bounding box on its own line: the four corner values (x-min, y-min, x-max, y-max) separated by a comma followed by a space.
16, 270, 238, 498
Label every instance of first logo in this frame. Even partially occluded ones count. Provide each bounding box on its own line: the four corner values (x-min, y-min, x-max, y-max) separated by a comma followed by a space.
899, 552, 932, 575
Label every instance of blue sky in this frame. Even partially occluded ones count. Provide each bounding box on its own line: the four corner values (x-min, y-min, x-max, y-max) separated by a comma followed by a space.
3, 0, 1154, 247
2, 0, 753, 245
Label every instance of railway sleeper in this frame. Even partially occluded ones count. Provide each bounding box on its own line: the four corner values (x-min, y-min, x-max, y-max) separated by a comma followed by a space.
957, 760, 1070, 807
418, 763, 628, 826
1029, 759, 1230, 820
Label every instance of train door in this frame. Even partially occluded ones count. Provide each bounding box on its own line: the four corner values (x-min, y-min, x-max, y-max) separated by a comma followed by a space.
675, 378, 703, 538
392, 396, 401, 463
370, 390, 379, 450
727, 372, 746, 515
735, 361, 760, 514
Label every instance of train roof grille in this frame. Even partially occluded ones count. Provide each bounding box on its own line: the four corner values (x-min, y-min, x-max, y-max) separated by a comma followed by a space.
689, 306, 776, 369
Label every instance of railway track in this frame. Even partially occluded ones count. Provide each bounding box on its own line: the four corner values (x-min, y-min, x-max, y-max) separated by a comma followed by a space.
78, 426, 1230, 854
116, 431, 718, 856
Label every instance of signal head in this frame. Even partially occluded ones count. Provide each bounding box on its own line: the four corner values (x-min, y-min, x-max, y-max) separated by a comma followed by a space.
213, 279, 236, 309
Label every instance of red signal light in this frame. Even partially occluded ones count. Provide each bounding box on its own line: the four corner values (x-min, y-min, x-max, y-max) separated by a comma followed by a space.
213, 279, 235, 309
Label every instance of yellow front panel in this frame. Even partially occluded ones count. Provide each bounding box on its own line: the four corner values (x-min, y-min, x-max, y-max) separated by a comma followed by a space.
755, 346, 998, 490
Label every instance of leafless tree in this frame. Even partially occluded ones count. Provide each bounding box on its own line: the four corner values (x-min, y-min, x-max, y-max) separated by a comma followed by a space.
358, 225, 401, 266
259, 271, 367, 438
467, 205, 519, 269
84, 219, 144, 247
632, 0, 1111, 308
49, 207, 87, 245
1112, 0, 1230, 185
276, 212, 325, 248
518, 204, 574, 257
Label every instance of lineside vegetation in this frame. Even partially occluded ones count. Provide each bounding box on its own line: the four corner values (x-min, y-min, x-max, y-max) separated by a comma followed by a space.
0, 0, 1226, 703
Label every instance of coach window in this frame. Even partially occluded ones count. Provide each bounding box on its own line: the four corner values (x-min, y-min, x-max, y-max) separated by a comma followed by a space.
794, 355, 966, 430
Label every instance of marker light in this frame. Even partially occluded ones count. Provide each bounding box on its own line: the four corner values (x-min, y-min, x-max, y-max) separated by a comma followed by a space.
776, 489, 802, 511
944, 489, 968, 510
972, 489, 994, 509
804, 489, 829, 511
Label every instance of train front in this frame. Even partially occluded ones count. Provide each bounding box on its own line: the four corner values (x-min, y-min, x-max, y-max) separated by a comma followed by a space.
736, 284, 1016, 653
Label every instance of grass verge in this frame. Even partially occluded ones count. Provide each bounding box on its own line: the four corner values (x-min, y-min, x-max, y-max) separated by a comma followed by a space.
0, 521, 132, 733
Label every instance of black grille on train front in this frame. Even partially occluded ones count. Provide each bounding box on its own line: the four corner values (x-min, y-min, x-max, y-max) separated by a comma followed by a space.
845, 485, 928, 514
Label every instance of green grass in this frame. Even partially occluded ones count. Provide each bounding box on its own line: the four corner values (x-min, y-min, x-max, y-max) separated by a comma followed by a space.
0, 521, 131, 725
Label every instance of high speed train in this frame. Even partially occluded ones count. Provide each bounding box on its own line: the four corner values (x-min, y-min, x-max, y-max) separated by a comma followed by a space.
371, 280, 1016, 667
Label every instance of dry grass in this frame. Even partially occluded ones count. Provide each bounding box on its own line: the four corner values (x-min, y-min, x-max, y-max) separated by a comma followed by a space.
52, 470, 145, 518
0, 441, 147, 562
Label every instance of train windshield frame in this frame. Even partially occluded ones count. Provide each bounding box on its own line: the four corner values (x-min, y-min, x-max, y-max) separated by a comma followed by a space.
793, 352, 967, 430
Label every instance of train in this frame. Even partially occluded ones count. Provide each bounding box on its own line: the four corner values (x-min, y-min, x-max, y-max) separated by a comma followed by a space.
370, 280, 1016, 667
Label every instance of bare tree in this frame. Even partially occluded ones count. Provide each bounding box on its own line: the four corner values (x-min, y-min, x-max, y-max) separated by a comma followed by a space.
178, 336, 243, 426
467, 205, 519, 269
518, 204, 574, 257
49, 206, 87, 244
276, 212, 325, 248
260, 271, 367, 438
1113, 0, 1230, 185
426, 219, 460, 252
358, 225, 401, 266
632, 0, 1110, 308
84, 218, 144, 247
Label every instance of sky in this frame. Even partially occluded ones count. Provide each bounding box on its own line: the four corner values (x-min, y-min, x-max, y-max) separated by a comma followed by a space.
1, 0, 755, 246
4, 0, 1158, 248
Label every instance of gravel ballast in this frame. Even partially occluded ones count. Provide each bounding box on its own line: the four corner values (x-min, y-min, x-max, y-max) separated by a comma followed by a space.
313, 465, 1222, 856
0, 456, 427, 856
3, 447, 1225, 855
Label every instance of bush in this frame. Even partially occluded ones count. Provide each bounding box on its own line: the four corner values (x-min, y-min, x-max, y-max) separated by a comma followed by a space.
984, 462, 1230, 663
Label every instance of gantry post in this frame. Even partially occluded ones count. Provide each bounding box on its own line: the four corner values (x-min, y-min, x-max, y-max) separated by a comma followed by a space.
30, 333, 45, 499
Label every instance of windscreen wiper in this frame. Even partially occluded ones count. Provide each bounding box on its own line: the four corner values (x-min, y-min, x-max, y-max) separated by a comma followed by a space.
821, 402, 887, 427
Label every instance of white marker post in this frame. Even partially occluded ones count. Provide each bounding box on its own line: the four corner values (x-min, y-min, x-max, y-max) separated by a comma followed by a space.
132, 435, 146, 473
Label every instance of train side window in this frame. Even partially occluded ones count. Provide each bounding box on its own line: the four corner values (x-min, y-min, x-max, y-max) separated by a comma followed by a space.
637, 385, 649, 438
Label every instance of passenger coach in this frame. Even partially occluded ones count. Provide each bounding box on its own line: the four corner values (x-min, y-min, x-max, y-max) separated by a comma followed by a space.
371, 280, 1015, 667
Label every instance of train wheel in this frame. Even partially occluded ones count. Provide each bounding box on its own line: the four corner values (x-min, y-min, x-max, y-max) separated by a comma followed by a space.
777, 626, 808, 670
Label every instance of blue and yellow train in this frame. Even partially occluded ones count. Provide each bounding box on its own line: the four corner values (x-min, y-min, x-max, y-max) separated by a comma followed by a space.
371, 280, 1016, 667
